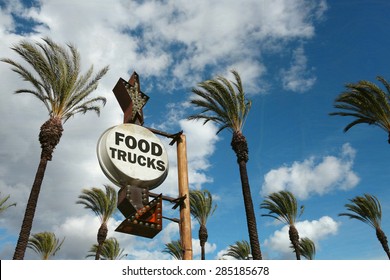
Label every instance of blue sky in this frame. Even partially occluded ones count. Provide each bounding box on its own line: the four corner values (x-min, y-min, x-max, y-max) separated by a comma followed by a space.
0, 0, 389, 260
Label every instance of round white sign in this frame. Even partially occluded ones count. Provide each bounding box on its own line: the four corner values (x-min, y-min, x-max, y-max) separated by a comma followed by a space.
97, 124, 169, 189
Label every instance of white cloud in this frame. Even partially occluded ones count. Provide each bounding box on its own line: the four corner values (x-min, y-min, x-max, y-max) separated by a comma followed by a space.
216, 248, 235, 260
215, 246, 251, 260
264, 216, 339, 259
160, 221, 181, 245
181, 120, 220, 189
49, 215, 101, 260
192, 238, 217, 259
223, 61, 269, 94
261, 143, 360, 199
3, 0, 327, 92
280, 46, 317, 92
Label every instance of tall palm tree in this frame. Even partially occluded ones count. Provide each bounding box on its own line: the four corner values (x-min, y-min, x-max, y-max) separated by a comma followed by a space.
27, 231, 64, 260
339, 194, 390, 259
297, 237, 316, 260
260, 191, 304, 260
0, 192, 16, 214
86, 237, 127, 260
222, 240, 252, 260
76, 185, 117, 260
189, 189, 217, 260
162, 240, 184, 260
187, 70, 262, 259
1, 37, 108, 259
329, 76, 390, 143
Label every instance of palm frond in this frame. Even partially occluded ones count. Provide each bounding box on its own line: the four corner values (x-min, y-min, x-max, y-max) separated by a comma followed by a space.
162, 240, 183, 260
76, 185, 117, 223
222, 240, 251, 260
0, 193, 16, 214
86, 237, 126, 260
260, 191, 303, 225
330, 77, 390, 137
27, 232, 65, 260
187, 70, 251, 134
189, 189, 217, 226
297, 237, 316, 260
339, 193, 382, 229
1, 37, 108, 122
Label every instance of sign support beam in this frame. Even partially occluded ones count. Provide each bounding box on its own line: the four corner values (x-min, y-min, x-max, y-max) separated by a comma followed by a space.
177, 134, 192, 260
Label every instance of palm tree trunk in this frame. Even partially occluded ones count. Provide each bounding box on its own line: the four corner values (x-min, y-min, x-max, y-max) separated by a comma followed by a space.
13, 117, 63, 260
237, 161, 262, 260
13, 156, 48, 260
199, 224, 208, 260
231, 131, 262, 260
289, 225, 301, 260
96, 223, 108, 260
376, 227, 390, 260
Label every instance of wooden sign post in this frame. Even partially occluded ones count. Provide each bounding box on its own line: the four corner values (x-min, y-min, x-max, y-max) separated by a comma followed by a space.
177, 134, 192, 260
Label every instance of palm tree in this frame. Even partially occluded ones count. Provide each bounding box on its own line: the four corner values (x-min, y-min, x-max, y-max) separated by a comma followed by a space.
27, 231, 64, 260
162, 240, 184, 260
187, 70, 262, 259
76, 185, 117, 260
339, 194, 390, 259
329, 76, 390, 143
1, 37, 108, 259
0, 192, 16, 214
189, 189, 217, 260
260, 191, 304, 260
297, 237, 316, 260
222, 240, 251, 260
86, 237, 127, 260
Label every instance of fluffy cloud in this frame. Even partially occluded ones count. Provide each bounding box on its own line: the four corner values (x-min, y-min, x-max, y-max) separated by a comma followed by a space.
281, 46, 317, 92
264, 216, 339, 259
1, 0, 327, 93
261, 143, 360, 199
191, 238, 217, 260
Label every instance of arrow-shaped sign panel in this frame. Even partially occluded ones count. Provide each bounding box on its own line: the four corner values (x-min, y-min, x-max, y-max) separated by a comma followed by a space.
115, 194, 162, 238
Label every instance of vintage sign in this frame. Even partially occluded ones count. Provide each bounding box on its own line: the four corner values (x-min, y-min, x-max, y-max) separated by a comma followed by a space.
96, 72, 190, 247
113, 73, 149, 125
115, 193, 163, 238
97, 123, 169, 189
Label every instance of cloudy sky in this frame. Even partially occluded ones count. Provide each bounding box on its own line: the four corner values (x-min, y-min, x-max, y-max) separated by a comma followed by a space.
1, 0, 390, 260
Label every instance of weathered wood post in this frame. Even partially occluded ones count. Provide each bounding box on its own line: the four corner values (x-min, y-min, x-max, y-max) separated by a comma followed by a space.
177, 134, 192, 260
